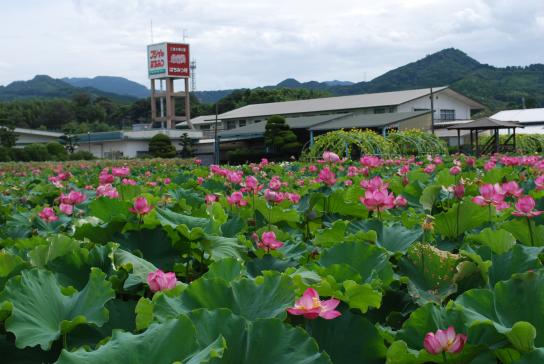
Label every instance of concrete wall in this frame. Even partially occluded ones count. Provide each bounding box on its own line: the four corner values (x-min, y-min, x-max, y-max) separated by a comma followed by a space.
398, 92, 472, 121
86, 139, 191, 159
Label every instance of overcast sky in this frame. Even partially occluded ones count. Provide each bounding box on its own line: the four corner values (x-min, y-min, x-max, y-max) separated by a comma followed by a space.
1, 0, 543, 90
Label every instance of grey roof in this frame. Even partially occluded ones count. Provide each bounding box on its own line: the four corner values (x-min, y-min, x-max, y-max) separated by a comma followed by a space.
176, 115, 217, 127
309, 111, 431, 131
448, 117, 523, 130
215, 86, 485, 120
218, 114, 349, 139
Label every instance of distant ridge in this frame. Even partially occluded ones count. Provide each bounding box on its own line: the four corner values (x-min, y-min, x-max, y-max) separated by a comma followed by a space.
63, 76, 150, 99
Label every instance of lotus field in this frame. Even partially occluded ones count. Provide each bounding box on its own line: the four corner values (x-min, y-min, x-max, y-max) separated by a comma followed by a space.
1, 153, 544, 364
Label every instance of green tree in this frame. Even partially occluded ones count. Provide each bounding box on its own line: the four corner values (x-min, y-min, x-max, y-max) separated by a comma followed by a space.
264, 115, 301, 157
149, 133, 177, 158
0, 126, 18, 148
178, 133, 196, 158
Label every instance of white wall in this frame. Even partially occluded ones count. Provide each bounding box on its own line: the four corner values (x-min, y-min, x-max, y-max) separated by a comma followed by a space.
86, 139, 193, 158
398, 93, 472, 121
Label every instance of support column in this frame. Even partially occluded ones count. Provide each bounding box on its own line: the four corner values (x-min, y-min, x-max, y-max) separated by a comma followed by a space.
165, 78, 173, 129
309, 130, 314, 146
150, 79, 157, 122
457, 129, 461, 154
469, 130, 474, 155
185, 78, 192, 129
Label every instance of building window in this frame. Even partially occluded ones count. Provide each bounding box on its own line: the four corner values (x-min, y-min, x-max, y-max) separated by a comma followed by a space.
239, 120, 247, 127
414, 108, 429, 111
388, 106, 396, 113
226, 120, 236, 130
254, 120, 262, 123
374, 107, 386, 114
200, 124, 210, 130
440, 109, 455, 120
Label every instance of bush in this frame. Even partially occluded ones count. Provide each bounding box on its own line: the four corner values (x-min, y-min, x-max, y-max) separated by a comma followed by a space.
227, 148, 263, 164
68, 151, 95, 160
149, 134, 177, 158
23, 144, 51, 161
264, 115, 301, 157
0, 147, 12, 162
46, 142, 68, 160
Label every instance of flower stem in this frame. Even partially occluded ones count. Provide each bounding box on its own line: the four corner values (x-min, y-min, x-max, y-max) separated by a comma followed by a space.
442, 351, 449, 364
456, 201, 461, 239
527, 217, 534, 247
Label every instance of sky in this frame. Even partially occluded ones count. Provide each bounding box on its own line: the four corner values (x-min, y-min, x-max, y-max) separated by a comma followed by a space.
1, 0, 543, 90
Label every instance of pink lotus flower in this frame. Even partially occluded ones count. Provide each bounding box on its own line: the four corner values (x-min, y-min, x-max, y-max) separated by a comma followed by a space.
245, 176, 259, 191
323, 151, 341, 163
424, 327, 467, 355
99, 172, 115, 185
398, 165, 410, 176
502, 181, 523, 197
96, 184, 119, 199
257, 231, 284, 251
360, 156, 382, 168
227, 191, 247, 207
122, 178, 137, 185
472, 184, 509, 211
59, 203, 73, 215
130, 197, 152, 216
360, 190, 395, 212
424, 164, 436, 174
269, 177, 282, 191
394, 195, 408, 207
39, 207, 58, 223
449, 166, 462, 175
287, 193, 301, 204
205, 194, 218, 204
163, 178, 171, 185
60, 191, 86, 205
287, 288, 341, 320
512, 196, 543, 218
227, 171, 243, 185
453, 184, 465, 200
194, 158, 202, 165
112, 166, 130, 177
197, 177, 204, 185
147, 269, 177, 292
317, 167, 337, 186
264, 189, 285, 204
308, 165, 318, 173
360, 176, 388, 192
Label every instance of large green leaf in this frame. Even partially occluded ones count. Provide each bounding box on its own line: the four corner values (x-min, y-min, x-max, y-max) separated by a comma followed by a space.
28, 234, 80, 267
152, 272, 295, 322
88, 198, 131, 222
398, 243, 462, 304
309, 310, 386, 364
502, 219, 544, 247
187, 309, 332, 364
200, 234, 244, 261
55, 317, 225, 364
347, 220, 422, 253
454, 270, 544, 352
0, 268, 114, 350
434, 199, 488, 239
467, 228, 517, 254
112, 248, 160, 290
318, 242, 394, 286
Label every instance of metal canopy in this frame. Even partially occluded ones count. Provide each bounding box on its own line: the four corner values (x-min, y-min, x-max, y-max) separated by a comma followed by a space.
447, 117, 523, 155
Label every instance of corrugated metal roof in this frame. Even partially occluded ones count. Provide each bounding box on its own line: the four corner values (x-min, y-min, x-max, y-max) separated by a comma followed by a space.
309, 111, 431, 131
218, 114, 349, 139
176, 115, 217, 127
491, 108, 544, 124
78, 129, 202, 142
448, 117, 523, 130
216, 86, 450, 120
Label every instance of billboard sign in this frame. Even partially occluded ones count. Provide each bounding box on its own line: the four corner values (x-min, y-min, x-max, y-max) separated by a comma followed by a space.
147, 42, 190, 79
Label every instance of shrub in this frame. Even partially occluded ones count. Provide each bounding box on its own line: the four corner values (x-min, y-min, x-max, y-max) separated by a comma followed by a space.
23, 144, 50, 161
68, 151, 95, 160
149, 134, 177, 158
46, 142, 68, 160
264, 115, 301, 157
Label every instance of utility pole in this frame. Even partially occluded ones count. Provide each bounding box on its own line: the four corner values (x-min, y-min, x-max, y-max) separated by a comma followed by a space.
214, 103, 220, 164
430, 87, 435, 135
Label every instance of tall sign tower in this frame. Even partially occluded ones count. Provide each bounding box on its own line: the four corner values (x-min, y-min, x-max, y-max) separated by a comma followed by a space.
147, 42, 192, 129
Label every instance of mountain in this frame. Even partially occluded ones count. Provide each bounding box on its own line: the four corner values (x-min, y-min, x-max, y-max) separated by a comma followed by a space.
0, 75, 137, 103
193, 48, 544, 110
63, 76, 150, 99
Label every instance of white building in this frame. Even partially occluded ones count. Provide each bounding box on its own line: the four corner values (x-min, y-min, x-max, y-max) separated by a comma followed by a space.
213, 86, 483, 130
13, 128, 63, 146
79, 129, 202, 159
491, 108, 544, 134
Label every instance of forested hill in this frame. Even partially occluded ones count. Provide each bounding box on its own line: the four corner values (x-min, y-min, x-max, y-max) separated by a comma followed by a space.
0, 75, 137, 103
194, 48, 544, 110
